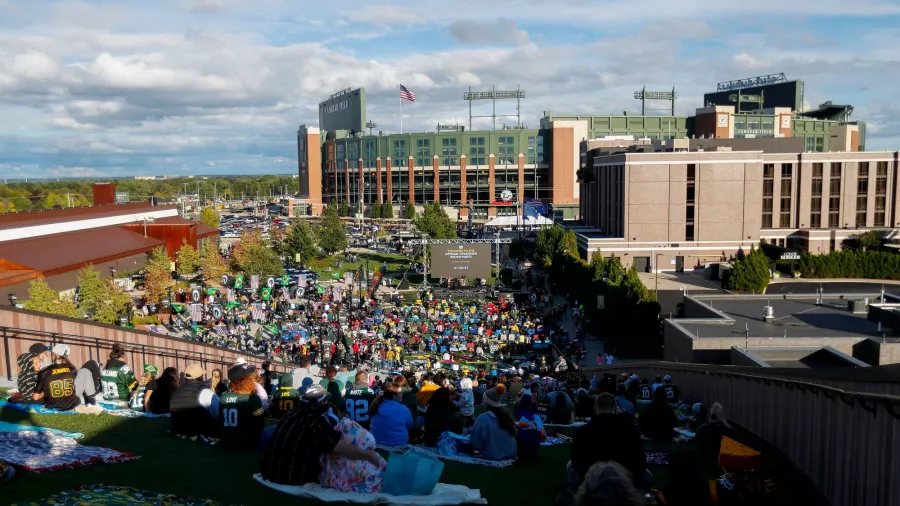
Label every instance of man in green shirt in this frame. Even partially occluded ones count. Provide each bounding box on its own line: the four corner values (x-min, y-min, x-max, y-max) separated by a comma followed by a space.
101, 344, 137, 405
219, 363, 265, 448
271, 372, 300, 419
129, 364, 158, 412
343, 371, 376, 430
318, 366, 344, 408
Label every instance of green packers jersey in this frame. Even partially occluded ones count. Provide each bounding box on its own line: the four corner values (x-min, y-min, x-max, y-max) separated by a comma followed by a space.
130, 384, 147, 412
271, 388, 300, 418
219, 392, 265, 446
343, 385, 376, 429
100, 361, 137, 401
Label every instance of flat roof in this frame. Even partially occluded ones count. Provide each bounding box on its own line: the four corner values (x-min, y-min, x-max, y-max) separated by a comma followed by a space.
679, 296, 881, 339
0, 202, 169, 231
0, 227, 164, 276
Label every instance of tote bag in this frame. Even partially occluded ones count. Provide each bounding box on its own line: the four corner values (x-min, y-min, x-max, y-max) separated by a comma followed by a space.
382, 450, 444, 496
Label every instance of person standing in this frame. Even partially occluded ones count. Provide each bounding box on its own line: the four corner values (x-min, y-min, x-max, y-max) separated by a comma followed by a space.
344, 372, 376, 430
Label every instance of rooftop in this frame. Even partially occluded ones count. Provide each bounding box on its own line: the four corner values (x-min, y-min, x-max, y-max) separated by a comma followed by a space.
0, 202, 159, 231
678, 295, 885, 340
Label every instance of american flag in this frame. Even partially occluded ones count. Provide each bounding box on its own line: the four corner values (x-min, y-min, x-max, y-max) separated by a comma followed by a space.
251, 302, 266, 321
190, 303, 204, 322
400, 84, 416, 102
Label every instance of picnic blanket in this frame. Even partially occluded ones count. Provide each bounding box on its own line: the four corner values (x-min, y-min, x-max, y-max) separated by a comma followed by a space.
544, 421, 586, 428
0, 431, 138, 472
0, 421, 84, 440
376, 444, 516, 468
253, 474, 487, 505
13, 484, 220, 505
0, 400, 169, 419
540, 436, 568, 446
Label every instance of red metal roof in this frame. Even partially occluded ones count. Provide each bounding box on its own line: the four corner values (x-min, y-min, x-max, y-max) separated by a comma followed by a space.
0, 203, 177, 231
0, 227, 164, 276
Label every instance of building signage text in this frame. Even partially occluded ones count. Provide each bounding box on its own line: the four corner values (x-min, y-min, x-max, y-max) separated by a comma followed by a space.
323, 100, 349, 115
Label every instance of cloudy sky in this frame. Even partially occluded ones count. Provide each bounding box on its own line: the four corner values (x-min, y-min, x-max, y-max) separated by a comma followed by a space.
1, 0, 899, 178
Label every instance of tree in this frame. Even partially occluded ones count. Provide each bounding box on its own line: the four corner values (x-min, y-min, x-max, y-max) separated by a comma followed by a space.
0, 201, 16, 213
144, 246, 173, 305
535, 226, 565, 268
283, 219, 319, 267
405, 202, 416, 219
76, 265, 106, 317
176, 239, 200, 278
725, 245, 770, 293
230, 229, 284, 276
199, 240, 228, 282
371, 202, 382, 220
88, 281, 132, 325
857, 231, 883, 251
340, 201, 350, 217
561, 229, 580, 259
412, 202, 456, 239
381, 202, 394, 219
318, 204, 348, 255
23, 277, 79, 318
40, 192, 68, 209
200, 207, 220, 228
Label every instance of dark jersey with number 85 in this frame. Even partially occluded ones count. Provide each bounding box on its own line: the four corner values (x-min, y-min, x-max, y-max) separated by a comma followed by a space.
37, 365, 78, 411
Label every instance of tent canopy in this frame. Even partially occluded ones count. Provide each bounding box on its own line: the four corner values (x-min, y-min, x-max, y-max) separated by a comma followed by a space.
484, 215, 553, 228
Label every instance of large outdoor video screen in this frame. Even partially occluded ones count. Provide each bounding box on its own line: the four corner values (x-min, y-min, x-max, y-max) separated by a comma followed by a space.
431, 243, 491, 279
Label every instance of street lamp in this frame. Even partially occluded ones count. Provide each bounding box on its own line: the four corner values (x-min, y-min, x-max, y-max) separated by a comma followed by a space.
110, 266, 117, 278
8, 293, 16, 306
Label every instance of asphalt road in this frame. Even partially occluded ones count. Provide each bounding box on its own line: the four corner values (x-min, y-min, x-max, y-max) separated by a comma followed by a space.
766, 281, 893, 295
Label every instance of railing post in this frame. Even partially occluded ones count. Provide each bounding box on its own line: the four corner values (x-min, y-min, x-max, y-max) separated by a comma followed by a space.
3, 329, 11, 382
141, 345, 146, 370
96, 339, 101, 363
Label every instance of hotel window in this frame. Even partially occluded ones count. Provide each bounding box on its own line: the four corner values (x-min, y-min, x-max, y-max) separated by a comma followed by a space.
762, 163, 774, 228
815, 137, 825, 152
875, 161, 888, 226
810, 163, 823, 228
392, 140, 406, 160
828, 162, 842, 228
336, 143, 346, 169
857, 162, 869, 227
415, 139, 431, 167
780, 164, 792, 227
686, 164, 696, 240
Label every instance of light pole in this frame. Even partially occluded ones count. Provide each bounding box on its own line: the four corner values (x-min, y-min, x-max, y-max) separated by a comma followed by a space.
655, 252, 662, 295
143, 217, 156, 238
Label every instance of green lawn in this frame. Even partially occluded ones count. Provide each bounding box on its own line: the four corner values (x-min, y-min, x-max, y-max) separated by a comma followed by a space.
0, 406, 819, 505
309, 252, 413, 279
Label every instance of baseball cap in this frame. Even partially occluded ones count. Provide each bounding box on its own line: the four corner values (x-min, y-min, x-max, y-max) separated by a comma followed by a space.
29, 343, 50, 354
303, 385, 328, 402
51, 344, 70, 357
482, 387, 503, 408
235, 357, 247, 365
228, 363, 257, 382
184, 364, 205, 379
279, 372, 293, 388
664, 375, 672, 382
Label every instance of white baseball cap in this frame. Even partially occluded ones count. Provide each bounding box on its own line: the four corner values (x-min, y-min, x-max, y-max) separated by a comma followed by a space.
51, 344, 71, 357
235, 357, 247, 365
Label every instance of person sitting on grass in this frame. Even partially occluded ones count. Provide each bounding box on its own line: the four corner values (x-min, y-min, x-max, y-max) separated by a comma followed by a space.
15, 343, 49, 403
259, 385, 382, 486
546, 392, 573, 425
572, 461, 645, 506
638, 387, 677, 442
100, 344, 138, 406
470, 387, 517, 461
423, 387, 464, 447
128, 364, 157, 412
271, 372, 300, 419
170, 364, 219, 438
695, 402, 732, 468
219, 363, 265, 448
569, 393, 647, 491
369, 382, 413, 447
32, 344, 78, 411
146, 367, 178, 415
75, 359, 102, 406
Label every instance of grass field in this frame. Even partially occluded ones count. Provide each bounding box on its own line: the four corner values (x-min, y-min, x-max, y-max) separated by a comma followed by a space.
309, 252, 413, 279
0, 404, 821, 505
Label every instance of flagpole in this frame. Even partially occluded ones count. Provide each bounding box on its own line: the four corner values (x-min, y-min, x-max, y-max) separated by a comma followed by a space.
400, 91, 403, 134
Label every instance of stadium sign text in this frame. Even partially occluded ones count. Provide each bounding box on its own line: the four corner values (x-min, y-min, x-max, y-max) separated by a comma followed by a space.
323, 101, 350, 115
633, 91, 675, 100
464, 90, 526, 100
329, 88, 352, 99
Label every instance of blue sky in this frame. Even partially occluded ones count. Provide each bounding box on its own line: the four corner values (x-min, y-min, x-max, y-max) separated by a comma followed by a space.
0, 0, 899, 178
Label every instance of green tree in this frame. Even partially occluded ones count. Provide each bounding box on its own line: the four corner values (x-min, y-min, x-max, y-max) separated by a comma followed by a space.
76, 265, 107, 317
0, 201, 16, 213
534, 226, 565, 268
318, 204, 348, 255
381, 202, 394, 219
176, 239, 201, 278
230, 229, 285, 276
144, 247, 173, 304
725, 246, 771, 293
857, 231, 882, 251
405, 202, 416, 219
200, 207, 220, 228
371, 202, 382, 220
40, 192, 68, 209
561, 229, 580, 259
89, 281, 132, 325
340, 201, 350, 217
23, 277, 79, 317
283, 219, 319, 267
412, 202, 456, 239
199, 240, 228, 282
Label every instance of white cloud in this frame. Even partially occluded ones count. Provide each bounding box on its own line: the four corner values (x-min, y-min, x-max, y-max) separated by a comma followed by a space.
0, 0, 897, 176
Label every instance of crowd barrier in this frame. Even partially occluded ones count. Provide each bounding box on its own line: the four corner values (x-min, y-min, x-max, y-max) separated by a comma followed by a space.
585, 362, 900, 506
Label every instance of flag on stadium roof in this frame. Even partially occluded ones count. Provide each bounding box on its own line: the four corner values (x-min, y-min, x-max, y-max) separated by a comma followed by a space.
400, 84, 416, 102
